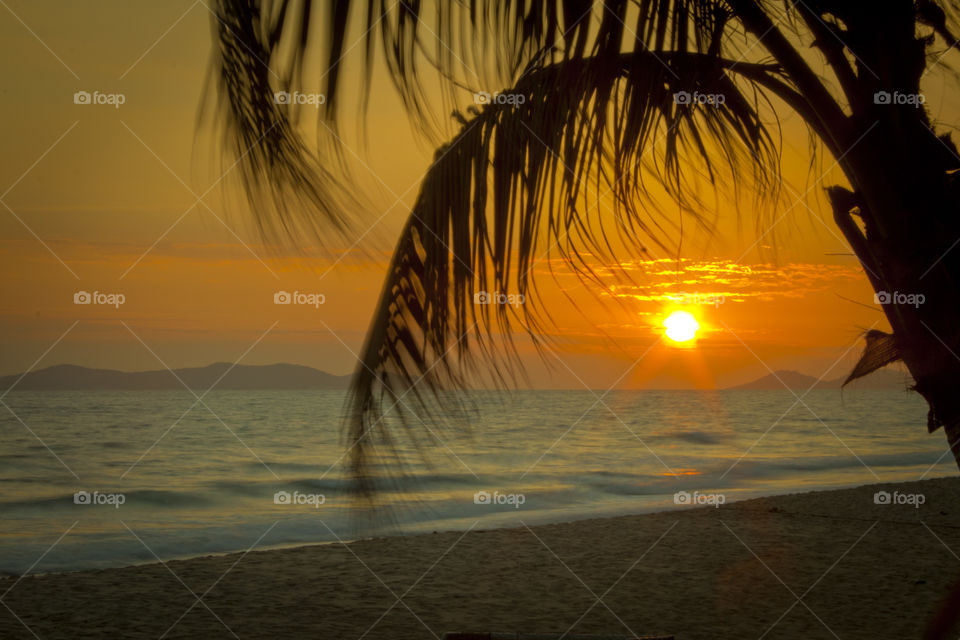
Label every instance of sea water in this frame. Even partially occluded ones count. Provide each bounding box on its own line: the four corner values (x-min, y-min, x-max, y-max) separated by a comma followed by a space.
0, 389, 950, 573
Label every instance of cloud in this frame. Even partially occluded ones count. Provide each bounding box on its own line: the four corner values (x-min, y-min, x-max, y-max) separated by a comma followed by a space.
589, 258, 863, 304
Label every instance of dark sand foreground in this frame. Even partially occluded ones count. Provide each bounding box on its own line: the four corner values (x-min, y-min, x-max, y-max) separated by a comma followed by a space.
2, 477, 960, 639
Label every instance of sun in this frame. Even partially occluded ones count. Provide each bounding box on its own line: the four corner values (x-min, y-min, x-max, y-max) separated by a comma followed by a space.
663, 310, 700, 343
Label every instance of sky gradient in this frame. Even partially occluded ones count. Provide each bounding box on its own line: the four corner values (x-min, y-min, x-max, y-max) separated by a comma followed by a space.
4, 0, 952, 389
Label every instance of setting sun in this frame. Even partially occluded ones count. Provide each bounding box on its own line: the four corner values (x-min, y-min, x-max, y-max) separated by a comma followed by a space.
663, 310, 700, 343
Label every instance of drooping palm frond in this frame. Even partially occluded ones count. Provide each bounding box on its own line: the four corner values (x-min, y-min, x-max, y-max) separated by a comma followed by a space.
205, 0, 960, 494
342, 50, 786, 493
206, 0, 748, 242
204, 0, 356, 243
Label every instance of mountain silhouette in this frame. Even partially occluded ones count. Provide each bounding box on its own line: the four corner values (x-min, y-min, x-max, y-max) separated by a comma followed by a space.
726, 368, 911, 391
0, 363, 351, 391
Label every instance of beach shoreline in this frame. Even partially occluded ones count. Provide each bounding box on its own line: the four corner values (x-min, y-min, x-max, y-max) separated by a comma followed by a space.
2, 476, 959, 639
5, 475, 935, 580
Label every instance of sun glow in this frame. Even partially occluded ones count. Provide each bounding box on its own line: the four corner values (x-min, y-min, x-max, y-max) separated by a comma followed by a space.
663, 310, 700, 343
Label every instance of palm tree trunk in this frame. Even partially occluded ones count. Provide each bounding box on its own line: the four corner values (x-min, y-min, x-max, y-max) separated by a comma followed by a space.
830, 132, 960, 470
730, 0, 960, 469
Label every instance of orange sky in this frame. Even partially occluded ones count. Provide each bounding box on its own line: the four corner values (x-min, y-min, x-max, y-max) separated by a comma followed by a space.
2, 0, 954, 388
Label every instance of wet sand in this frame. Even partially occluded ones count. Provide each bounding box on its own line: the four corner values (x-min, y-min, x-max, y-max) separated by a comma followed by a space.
2, 476, 959, 639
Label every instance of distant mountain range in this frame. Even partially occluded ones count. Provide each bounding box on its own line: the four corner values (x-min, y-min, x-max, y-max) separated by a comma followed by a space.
726, 368, 912, 391
0, 363, 351, 391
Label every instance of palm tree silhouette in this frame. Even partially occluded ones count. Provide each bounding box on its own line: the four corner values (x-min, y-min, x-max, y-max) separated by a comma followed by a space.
206, 0, 960, 484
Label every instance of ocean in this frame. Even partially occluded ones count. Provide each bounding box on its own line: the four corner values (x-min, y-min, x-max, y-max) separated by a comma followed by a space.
0, 389, 952, 574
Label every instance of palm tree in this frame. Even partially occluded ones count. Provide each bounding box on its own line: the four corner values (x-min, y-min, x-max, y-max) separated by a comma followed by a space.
207, 0, 960, 485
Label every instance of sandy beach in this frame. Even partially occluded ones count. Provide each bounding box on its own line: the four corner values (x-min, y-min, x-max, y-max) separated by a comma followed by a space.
2, 476, 959, 639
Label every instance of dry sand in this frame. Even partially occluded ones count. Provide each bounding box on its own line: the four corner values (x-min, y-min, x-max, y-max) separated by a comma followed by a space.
2, 477, 959, 639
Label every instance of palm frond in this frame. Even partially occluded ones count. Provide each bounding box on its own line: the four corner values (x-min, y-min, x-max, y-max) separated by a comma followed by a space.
204, 0, 356, 244
204, 0, 960, 494
206, 0, 960, 235
205, 0, 741, 242
344, 51, 781, 495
